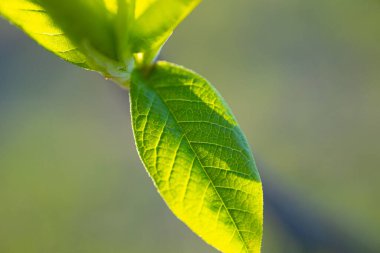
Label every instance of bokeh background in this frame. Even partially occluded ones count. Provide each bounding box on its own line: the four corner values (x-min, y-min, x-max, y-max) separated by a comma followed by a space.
1, 0, 379, 252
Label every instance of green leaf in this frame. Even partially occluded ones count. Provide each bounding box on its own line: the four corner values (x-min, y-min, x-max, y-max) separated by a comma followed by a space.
131, 0, 202, 64
130, 61, 263, 253
0, 0, 134, 79
0, 0, 92, 68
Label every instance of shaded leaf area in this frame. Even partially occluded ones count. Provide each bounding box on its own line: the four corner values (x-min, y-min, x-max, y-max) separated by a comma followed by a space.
0, 0, 201, 77
130, 61, 262, 253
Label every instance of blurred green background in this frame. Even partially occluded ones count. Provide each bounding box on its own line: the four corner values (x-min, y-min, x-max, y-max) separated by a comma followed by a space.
1, 0, 379, 252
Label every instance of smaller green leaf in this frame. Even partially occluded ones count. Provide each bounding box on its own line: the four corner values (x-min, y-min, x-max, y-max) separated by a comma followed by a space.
131, 0, 202, 64
0, 0, 129, 79
130, 61, 263, 253
0, 0, 90, 68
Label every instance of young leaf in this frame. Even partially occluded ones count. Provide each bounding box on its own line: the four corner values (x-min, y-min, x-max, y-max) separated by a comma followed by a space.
0, 0, 129, 79
0, 0, 91, 68
131, 0, 202, 64
130, 61, 263, 253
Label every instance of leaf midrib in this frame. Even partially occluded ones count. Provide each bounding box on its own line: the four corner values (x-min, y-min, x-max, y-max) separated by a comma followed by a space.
149, 80, 250, 252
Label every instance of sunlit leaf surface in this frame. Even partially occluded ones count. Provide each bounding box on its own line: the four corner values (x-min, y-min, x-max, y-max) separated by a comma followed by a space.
130, 61, 263, 253
0, 0, 91, 68
0, 0, 130, 78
